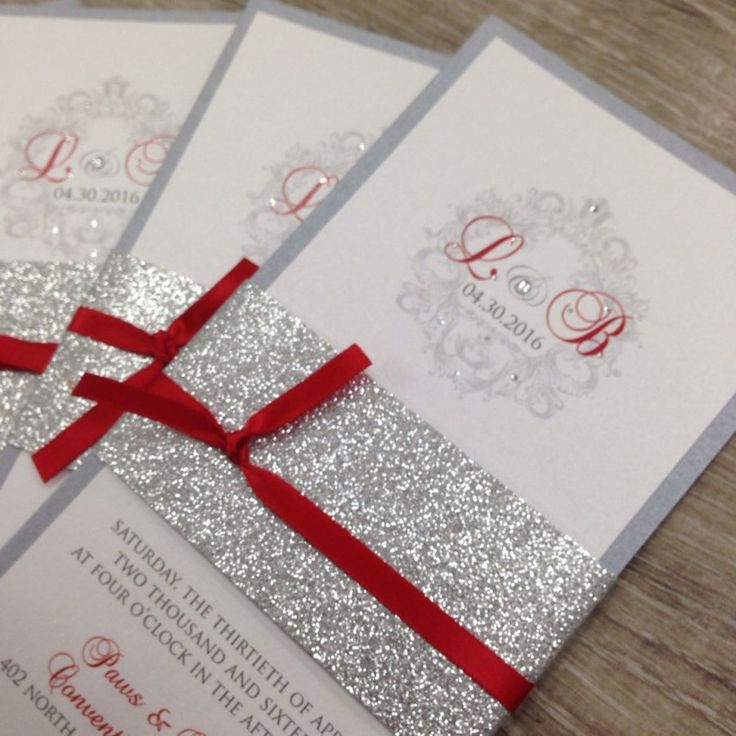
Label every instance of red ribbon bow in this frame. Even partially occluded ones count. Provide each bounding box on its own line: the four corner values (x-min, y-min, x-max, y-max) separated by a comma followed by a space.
72, 346, 533, 712
32, 258, 257, 482
0, 335, 58, 373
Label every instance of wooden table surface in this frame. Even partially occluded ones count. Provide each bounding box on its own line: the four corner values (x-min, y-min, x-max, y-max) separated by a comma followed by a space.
11, 0, 736, 733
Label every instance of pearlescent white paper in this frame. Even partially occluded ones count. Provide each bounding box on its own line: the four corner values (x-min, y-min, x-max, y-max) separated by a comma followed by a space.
0, 464, 395, 736
121, 5, 441, 282
263, 29, 736, 561
0, 9, 234, 264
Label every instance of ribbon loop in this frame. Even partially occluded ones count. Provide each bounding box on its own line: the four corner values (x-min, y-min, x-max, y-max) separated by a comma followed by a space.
243, 344, 371, 437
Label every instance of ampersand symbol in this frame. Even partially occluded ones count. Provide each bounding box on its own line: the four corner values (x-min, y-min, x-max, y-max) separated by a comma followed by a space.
147, 708, 172, 732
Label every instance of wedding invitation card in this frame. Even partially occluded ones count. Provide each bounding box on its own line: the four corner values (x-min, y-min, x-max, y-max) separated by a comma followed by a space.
0, 464, 389, 735
0, 283, 611, 735
1, 6, 450, 731
0, 0, 442, 546
0, 3, 235, 465
259, 17, 736, 571
0, 4, 235, 265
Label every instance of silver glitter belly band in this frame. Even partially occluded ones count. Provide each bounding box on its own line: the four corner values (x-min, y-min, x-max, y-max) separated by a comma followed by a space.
72, 343, 535, 712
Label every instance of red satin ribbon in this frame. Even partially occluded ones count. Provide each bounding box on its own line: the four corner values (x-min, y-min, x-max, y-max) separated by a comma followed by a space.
32, 258, 258, 482
0, 335, 58, 373
72, 345, 533, 712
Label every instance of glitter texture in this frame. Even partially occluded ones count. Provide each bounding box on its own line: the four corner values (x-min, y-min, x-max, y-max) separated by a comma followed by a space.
10, 253, 203, 459
0, 260, 98, 447
85, 265, 613, 735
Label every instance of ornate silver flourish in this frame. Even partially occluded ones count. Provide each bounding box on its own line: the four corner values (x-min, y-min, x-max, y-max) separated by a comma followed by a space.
0, 77, 179, 261
397, 189, 648, 418
241, 131, 373, 263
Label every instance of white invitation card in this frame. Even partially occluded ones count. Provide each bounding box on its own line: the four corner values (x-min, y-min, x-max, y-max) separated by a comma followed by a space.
0, 4, 235, 265
1, 1, 440, 549
0, 464, 388, 735
0, 3, 235, 460
256, 18, 736, 571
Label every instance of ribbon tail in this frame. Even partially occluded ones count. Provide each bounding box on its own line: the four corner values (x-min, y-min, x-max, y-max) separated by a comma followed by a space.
0, 335, 58, 374
32, 362, 164, 481
33, 400, 128, 482
245, 344, 371, 436
34, 367, 220, 482
243, 463, 534, 711
68, 259, 258, 353
177, 258, 259, 336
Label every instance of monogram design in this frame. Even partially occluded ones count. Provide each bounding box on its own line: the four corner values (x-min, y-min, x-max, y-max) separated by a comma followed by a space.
0, 77, 179, 261
397, 189, 648, 417
241, 131, 373, 263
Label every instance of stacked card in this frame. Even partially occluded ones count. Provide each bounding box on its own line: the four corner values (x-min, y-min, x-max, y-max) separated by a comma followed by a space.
0, 2, 236, 519
0, 1, 733, 735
